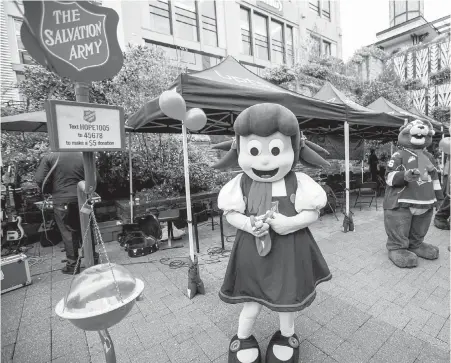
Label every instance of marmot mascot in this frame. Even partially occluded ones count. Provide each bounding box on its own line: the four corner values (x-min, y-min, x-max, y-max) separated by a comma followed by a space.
384, 119, 444, 268
212, 103, 332, 363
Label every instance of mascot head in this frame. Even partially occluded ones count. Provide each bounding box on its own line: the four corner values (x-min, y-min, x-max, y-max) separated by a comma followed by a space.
212, 103, 330, 182
398, 119, 435, 149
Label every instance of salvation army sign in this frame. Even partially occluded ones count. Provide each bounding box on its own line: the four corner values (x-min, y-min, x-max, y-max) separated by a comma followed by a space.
21, 1, 123, 82
45, 100, 125, 151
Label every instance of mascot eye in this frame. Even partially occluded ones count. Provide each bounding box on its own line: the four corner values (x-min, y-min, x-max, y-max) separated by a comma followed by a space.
269, 139, 284, 156
247, 140, 262, 156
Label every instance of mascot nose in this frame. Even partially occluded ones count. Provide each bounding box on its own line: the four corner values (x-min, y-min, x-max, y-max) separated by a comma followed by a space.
418, 126, 425, 129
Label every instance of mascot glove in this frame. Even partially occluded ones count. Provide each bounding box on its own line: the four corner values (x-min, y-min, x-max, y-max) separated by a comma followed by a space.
267, 211, 318, 236
404, 169, 421, 182
226, 212, 269, 237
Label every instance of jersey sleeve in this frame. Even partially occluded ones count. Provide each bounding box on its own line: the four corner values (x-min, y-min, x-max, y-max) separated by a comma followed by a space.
385, 152, 407, 187
217, 173, 245, 215
294, 172, 327, 213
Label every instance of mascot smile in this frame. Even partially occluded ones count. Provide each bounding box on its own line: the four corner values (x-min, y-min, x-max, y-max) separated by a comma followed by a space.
212, 103, 332, 363
383, 119, 444, 268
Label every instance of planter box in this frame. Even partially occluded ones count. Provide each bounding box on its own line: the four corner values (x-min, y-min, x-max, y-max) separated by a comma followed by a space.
97, 220, 123, 243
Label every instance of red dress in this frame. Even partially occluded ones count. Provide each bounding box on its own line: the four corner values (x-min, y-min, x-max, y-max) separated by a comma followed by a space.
218, 171, 332, 312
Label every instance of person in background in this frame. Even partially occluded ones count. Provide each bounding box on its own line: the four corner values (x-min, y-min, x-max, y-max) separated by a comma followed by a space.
368, 149, 379, 182
434, 153, 450, 230
35, 152, 99, 274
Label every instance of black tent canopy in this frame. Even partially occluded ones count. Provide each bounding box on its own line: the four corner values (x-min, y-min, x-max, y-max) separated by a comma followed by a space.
127, 57, 404, 137
367, 97, 442, 132
313, 82, 405, 140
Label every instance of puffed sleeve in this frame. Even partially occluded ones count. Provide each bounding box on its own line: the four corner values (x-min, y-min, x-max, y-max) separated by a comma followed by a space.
218, 173, 245, 215
294, 172, 327, 213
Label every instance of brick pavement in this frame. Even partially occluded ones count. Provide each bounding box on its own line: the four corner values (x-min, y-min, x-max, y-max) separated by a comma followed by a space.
1, 198, 449, 362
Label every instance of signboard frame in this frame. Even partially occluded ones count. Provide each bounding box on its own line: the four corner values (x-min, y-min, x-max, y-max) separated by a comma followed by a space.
45, 99, 125, 152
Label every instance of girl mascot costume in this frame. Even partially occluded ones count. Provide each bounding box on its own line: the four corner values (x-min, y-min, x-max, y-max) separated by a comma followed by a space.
212, 103, 332, 363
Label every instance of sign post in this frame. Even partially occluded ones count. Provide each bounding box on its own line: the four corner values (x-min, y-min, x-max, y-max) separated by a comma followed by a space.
21, 2, 124, 362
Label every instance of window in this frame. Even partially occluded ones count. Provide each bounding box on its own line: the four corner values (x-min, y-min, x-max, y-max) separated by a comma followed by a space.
310, 34, 321, 56
14, 19, 32, 64
309, 0, 320, 15
241, 62, 265, 76
323, 40, 331, 56
254, 13, 269, 60
390, 1, 421, 26
240, 8, 252, 55
322, 0, 330, 19
286, 26, 294, 66
200, 0, 217, 46
174, 0, 198, 42
202, 55, 221, 69
271, 21, 284, 64
149, 0, 171, 35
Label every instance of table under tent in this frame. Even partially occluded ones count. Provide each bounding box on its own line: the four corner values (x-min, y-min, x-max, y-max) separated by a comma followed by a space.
127, 56, 406, 235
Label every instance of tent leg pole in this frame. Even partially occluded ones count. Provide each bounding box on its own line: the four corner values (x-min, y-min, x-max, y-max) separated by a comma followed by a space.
441, 126, 444, 185
345, 121, 350, 216
182, 123, 195, 262
129, 133, 134, 223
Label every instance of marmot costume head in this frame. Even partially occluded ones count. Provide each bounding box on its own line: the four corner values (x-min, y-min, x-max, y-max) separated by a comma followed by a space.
398, 119, 435, 149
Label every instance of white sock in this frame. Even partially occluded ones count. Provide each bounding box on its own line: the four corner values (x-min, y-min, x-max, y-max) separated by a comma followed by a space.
273, 312, 295, 361
236, 302, 262, 363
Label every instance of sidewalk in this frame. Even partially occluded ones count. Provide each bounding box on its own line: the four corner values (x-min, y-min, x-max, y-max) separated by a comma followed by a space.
1, 199, 449, 363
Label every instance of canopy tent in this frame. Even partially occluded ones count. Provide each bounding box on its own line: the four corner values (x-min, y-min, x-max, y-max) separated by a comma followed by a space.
127, 57, 404, 139
1, 110, 48, 132
313, 82, 406, 141
128, 57, 408, 227
367, 97, 442, 132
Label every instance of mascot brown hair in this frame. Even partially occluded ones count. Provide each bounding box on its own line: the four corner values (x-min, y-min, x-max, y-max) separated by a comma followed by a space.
212, 103, 332, 363
384, 119, 444, 268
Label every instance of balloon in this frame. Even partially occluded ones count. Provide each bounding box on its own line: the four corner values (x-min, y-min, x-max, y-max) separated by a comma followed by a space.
159, 91, 186, 121
185, 108, 207, 131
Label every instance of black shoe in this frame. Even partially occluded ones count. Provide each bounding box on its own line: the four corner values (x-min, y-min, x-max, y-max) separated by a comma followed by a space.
228, 334, 261, 363
265, 331, 300, 363
434, 218, 450, 230
62, 263, 80, 275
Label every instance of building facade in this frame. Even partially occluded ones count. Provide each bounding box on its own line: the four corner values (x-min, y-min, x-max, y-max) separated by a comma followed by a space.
108, 0, 342, 75
0, 0, 342, 103
372, 0, 450, 118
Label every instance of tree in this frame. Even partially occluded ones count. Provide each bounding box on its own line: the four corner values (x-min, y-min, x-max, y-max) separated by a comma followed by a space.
2, 45, 227, 198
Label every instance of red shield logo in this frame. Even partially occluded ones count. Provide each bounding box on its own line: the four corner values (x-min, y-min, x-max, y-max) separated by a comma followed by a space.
83, 110, 96, 123
40, 1, 109, 71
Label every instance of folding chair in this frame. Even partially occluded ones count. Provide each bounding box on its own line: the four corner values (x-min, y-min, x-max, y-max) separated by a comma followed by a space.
354, 182, 378, 210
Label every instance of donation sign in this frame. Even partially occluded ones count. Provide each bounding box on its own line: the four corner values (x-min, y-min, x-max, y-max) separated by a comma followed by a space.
46, 100, 125, 151
21, 1, 123, 82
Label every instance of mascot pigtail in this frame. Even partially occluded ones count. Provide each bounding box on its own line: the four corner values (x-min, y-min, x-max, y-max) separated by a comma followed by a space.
212, 133, 331, 169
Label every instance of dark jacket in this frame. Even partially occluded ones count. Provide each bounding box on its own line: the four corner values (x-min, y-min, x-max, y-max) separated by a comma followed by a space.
35, 152, 97, 204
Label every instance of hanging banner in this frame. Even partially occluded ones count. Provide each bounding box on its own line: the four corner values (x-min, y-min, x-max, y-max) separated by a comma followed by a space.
45, 100, 125, 151
20, 1, 123, 82
309, 135, 365, 160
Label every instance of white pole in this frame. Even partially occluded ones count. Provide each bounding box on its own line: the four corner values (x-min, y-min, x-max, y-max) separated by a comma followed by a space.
441, 126, 445, 184
129, 133, 134, 222
361, 160, 364, 184
182, 122, 195, 261
344, 121, 350, 215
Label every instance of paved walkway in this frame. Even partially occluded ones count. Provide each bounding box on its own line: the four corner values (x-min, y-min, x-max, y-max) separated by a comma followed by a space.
1, 198, 450, 363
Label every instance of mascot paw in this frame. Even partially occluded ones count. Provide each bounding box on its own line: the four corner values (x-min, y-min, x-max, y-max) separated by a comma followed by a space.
434, 218, 450, 230
408, 243, 439, 260
388, 249, 418, 268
